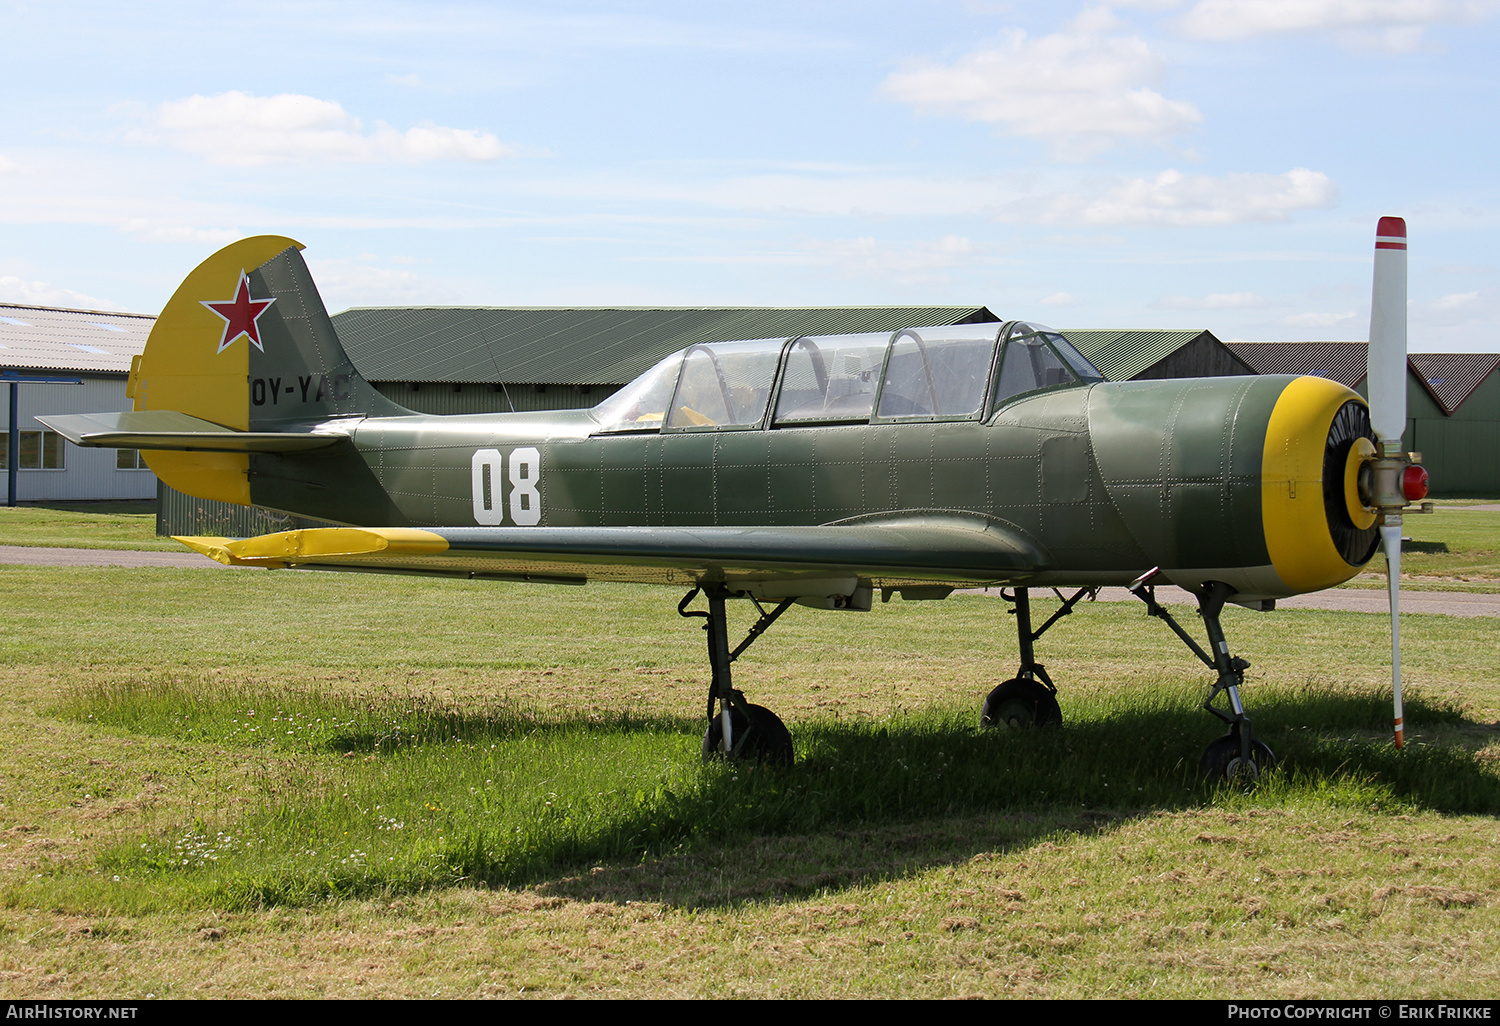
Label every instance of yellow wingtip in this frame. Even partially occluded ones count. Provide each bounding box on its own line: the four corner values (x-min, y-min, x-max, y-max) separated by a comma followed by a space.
171, 535, 280, 567
174, 528, 449, 567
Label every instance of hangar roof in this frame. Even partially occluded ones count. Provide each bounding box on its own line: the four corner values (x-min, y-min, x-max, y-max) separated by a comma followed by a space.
330, 306, 1000, 385
1409, 353, 1500, 415
0, 304, 151, 375
1225, 341, 1370, 389
1059, 329, 1246, 381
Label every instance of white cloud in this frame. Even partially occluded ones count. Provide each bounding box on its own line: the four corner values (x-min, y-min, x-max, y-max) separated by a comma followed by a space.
305, 258, 470, 308
1431, 289, 1482, 311
1040, 291, 1082, 307
1175, 0, 1495, 50
517, 167, 1022, 218
117, 219, 243, 246
1155, 291, 1268, 309
1420, 287, 1497, 325
0, 154, 17, 173
0, 276, 124, 310
1013, 167, 1336, 226
1280, 309, 1360, 329
136, 91, 513, 165
882, 22, 1201, 159
386, 73, 423, 88
1039, 233, 1127, 246
798, 235, 977, 285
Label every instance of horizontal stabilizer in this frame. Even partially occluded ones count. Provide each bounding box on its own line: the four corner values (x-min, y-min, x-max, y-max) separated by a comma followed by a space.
37, 411, 349, 453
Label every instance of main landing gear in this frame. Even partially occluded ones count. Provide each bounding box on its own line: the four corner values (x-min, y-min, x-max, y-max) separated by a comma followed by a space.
981, 586, 1095, 730
679, 584, 795, 765
1128, 570, 1277, 781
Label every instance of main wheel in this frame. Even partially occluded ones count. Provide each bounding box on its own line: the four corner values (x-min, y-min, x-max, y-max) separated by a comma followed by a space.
980, 677, 1062, 730
702, 703, 794, 765
1199, 734, 1276, 781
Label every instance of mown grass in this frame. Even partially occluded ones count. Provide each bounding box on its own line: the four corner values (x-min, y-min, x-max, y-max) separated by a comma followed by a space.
0, 501, 176, 551
2, 564, 1498, 997
1349, 505, 1500, 586
25, 664, 1486, 916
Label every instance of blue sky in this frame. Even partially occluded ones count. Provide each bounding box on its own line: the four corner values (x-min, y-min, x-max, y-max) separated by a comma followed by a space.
2, 0, 1496, 351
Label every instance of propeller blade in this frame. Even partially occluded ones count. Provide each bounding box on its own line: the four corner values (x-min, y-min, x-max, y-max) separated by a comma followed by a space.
1382, 522, 1404, 749
1369, 216, 1409, 749
1368, 216, 1408, 445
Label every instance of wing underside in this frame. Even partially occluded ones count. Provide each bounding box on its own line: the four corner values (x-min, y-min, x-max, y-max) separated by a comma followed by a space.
174, 516, 1051, 592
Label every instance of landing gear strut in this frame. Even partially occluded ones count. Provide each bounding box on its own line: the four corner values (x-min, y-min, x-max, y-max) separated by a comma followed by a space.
679, 584, 795, 765
981, 586, 1094, 729
1128, 571, 1277, 780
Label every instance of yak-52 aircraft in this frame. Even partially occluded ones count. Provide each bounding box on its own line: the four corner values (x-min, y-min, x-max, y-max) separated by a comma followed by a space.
43, 220, 1430, 777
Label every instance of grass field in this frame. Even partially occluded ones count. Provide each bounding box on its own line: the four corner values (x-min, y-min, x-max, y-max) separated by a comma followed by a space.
0, 554, 1497, 999
0, 502, 178, 551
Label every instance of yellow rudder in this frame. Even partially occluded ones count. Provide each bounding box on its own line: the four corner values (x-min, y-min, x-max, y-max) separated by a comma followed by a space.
134, 236, 304, 505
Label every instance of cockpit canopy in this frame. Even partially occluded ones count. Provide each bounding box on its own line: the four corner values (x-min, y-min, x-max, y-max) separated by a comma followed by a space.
590, 321, 1102, 434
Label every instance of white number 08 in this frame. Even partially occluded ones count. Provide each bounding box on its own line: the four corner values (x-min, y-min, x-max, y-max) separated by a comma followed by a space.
471, 447, 542, 526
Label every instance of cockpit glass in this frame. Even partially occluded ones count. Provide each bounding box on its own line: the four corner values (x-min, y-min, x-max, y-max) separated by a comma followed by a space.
875, 323, 1002, 419
666, 339, 782, 430
994, 333, 1075, 405
991, 323, 1101, 410
590, 352, 683, 433
1045, 332, 1105, 382
774, 332, 889, 423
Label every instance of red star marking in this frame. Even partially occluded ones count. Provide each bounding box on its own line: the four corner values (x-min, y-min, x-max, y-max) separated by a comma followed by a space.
201, 270, 276, 353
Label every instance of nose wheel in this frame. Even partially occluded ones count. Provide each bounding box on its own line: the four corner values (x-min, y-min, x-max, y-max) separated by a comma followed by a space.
1129, 573, 1280, 782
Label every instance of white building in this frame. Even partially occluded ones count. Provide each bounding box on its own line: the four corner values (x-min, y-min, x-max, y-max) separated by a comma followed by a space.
0, 303, 156, 502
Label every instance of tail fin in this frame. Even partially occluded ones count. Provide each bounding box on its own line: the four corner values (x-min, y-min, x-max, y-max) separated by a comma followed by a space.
131, 236, 406, 504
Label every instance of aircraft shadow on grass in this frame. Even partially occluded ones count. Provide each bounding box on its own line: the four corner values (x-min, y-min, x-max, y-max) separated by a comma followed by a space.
306, 692, 1491, 907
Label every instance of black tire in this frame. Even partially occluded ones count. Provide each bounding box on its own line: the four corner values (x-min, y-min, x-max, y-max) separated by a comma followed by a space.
980, 677, 1062, 730
702, 703, 794, 765
1199, 734, 1276, 781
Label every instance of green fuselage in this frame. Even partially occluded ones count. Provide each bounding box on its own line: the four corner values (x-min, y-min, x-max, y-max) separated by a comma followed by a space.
247, 372, 1288, 592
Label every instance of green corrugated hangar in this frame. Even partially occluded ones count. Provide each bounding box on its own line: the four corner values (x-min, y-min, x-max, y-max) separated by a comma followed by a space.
1228, 342, 1500, 495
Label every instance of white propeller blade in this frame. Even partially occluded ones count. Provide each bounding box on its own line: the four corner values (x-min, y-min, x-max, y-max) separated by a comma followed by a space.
1382, 522, 1404, 748
1369, 217, 1408, 446
1368, 216, 1408, 749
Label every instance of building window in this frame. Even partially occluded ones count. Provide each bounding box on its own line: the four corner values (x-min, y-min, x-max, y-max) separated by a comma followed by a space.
117, 449, 148, 470
0, 430, 65, 470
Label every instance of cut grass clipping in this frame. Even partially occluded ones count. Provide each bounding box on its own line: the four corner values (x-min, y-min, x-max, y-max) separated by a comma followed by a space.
43, 674, 1487, 913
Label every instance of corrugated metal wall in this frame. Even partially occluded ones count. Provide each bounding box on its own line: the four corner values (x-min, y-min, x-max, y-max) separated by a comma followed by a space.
0, 375, 156, 500
1134, 334, 1255, 380
1409, 418, 1500, 495
156, 481, 339, 537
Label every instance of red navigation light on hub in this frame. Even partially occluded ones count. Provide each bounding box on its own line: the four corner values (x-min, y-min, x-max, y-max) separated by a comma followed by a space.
1402, 464, 1429, 502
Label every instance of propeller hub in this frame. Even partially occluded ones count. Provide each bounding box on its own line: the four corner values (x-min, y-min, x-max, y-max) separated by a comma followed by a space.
1345, 436, 1378, 530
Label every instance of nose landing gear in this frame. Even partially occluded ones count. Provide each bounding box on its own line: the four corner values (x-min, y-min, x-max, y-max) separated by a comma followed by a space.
1129, 571, 1277, 781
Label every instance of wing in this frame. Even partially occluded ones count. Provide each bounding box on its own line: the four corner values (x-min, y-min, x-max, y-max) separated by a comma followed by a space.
174, 513, 1050, 598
